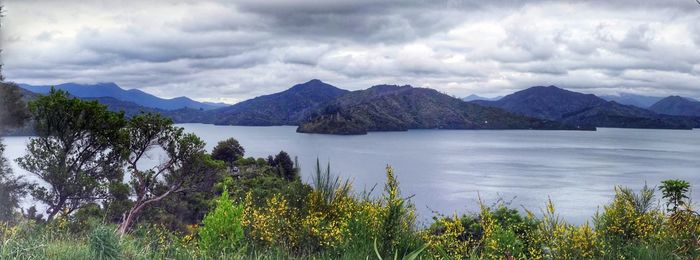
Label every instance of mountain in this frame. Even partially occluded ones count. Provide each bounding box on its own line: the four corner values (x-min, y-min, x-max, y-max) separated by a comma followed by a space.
601, 93, 663, 108
297, 85, 583, 135
18, 82, 227, 110
649, 96, 700, 117
208, 79, 349, 126
472, 86, 698, 129
462, 94, 501, 102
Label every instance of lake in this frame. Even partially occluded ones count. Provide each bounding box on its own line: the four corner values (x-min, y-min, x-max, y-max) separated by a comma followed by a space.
4, 125, 699, 225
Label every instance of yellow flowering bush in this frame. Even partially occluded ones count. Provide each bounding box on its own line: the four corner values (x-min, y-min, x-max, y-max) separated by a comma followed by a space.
480, 205, 526, 259
243, 192, 299, 248
595, 187, 666, 254
299, 189, 355, 250
421, 214, 475, 259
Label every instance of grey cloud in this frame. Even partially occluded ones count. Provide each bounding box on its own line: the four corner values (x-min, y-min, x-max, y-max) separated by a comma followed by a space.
3, 0, 700, 101
618, 24, 653, 50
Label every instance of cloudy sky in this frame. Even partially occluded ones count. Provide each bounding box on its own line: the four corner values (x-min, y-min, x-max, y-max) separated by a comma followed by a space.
3, 0, 700, 103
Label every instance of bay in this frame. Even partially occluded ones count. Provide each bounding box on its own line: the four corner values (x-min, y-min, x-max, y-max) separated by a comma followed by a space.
4, 125, 699, 225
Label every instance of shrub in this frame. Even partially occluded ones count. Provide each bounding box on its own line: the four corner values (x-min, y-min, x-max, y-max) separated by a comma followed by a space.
198, 187, 245, 255
89, 225, 122, 260
378, 165, 419, 257
659, 179, 691, 213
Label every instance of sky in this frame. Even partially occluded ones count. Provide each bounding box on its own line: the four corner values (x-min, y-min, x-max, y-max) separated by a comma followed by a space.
2, 0, 700, 104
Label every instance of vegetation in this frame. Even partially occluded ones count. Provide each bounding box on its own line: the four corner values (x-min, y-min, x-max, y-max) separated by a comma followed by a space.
0, 82, 32, 222
211, 138, 245, 169
0, 88, 698, 259
297, 84, 581, 135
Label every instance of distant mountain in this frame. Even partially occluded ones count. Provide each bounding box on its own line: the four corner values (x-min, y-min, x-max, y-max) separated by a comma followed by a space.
208, 79, 349, 126
462, 94, 501, 102
83, 97, 207, 122
601, 93, 663, 108
649, 96, 700, 117
297, 85, 582, 135
19, 82, 226, 110
472, 86, 698, 129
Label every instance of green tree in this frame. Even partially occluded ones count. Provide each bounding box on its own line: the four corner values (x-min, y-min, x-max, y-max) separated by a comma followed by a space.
0, 141, 28, 222
211, 137, 245, 169
0, 82, 31, 222
0, 82, 31, 130
268, 151, 297, 181
659, 179, 691, 213
116, 113, 223, 235
16, 89, 126, 221
198, 187, 244, 255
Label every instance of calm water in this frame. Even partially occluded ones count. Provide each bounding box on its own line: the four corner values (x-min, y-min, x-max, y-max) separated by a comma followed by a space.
4, 125, 699, 224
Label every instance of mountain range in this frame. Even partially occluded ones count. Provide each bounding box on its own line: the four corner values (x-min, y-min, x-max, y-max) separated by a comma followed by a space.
600, 93, 664, 109
12, 80, 700, 135
462, 94, 502, 102
472, 86, 699, 129
207, 79, 349, 126
19, 82, 228, 110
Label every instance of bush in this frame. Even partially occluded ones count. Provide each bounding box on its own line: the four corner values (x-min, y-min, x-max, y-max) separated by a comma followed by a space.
89, 225, 122, 260
198, 187, 245, 255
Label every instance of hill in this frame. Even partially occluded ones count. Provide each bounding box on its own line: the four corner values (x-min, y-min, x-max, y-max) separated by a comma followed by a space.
297, 85, 583, 135
462, 94, 501, 102
472, 86, 697, 129
649, 96, 700, 117
19, 82, 226, 110
601, 93, 663, 108
208, 79, 349, 126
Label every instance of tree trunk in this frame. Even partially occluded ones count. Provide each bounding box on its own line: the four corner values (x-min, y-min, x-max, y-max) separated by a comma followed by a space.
117, 202, 144, 235
46, 199, 65, 222
117, 188, 175, 235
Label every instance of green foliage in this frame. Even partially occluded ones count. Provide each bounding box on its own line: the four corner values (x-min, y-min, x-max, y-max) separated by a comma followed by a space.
211, 137, 245, 168
268, 151, 298, 181
311, 158, 350, 205
378, 166, 418, 257
198, 187, 245, 255
659, 179, 691, 212
0, 82, 31, 132
17, 89, 127, 221
0, 139, 28, 223
89, 225, 122, 259
117, 113, 224, 234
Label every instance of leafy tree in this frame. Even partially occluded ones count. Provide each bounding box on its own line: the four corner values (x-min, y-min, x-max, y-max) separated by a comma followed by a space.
0, 82, 31, 130
659, 179, 691, 213
0, 141, 28, 222
0, 82, 31, 222
116, 113, 223, 235
211, 138, 245, 169
16, 89, 126, 221
268, 151, 297, 181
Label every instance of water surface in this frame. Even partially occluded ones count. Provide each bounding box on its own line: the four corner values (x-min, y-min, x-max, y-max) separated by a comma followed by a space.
4, 125, 699, 224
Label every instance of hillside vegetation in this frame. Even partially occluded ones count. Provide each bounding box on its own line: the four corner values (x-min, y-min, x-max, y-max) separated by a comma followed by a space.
297, 85, 584, 134
0, 86, 698, 259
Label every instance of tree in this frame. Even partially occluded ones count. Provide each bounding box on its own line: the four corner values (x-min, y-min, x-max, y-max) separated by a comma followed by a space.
0, 82, 31, 130
0, 141, 28, 222
268, 151, 297, 181
0, 82, 31, 222
211, 138, 245, 169
659, 179, 691, 213
116, 113, 223, 235
16, 89, 127, 221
